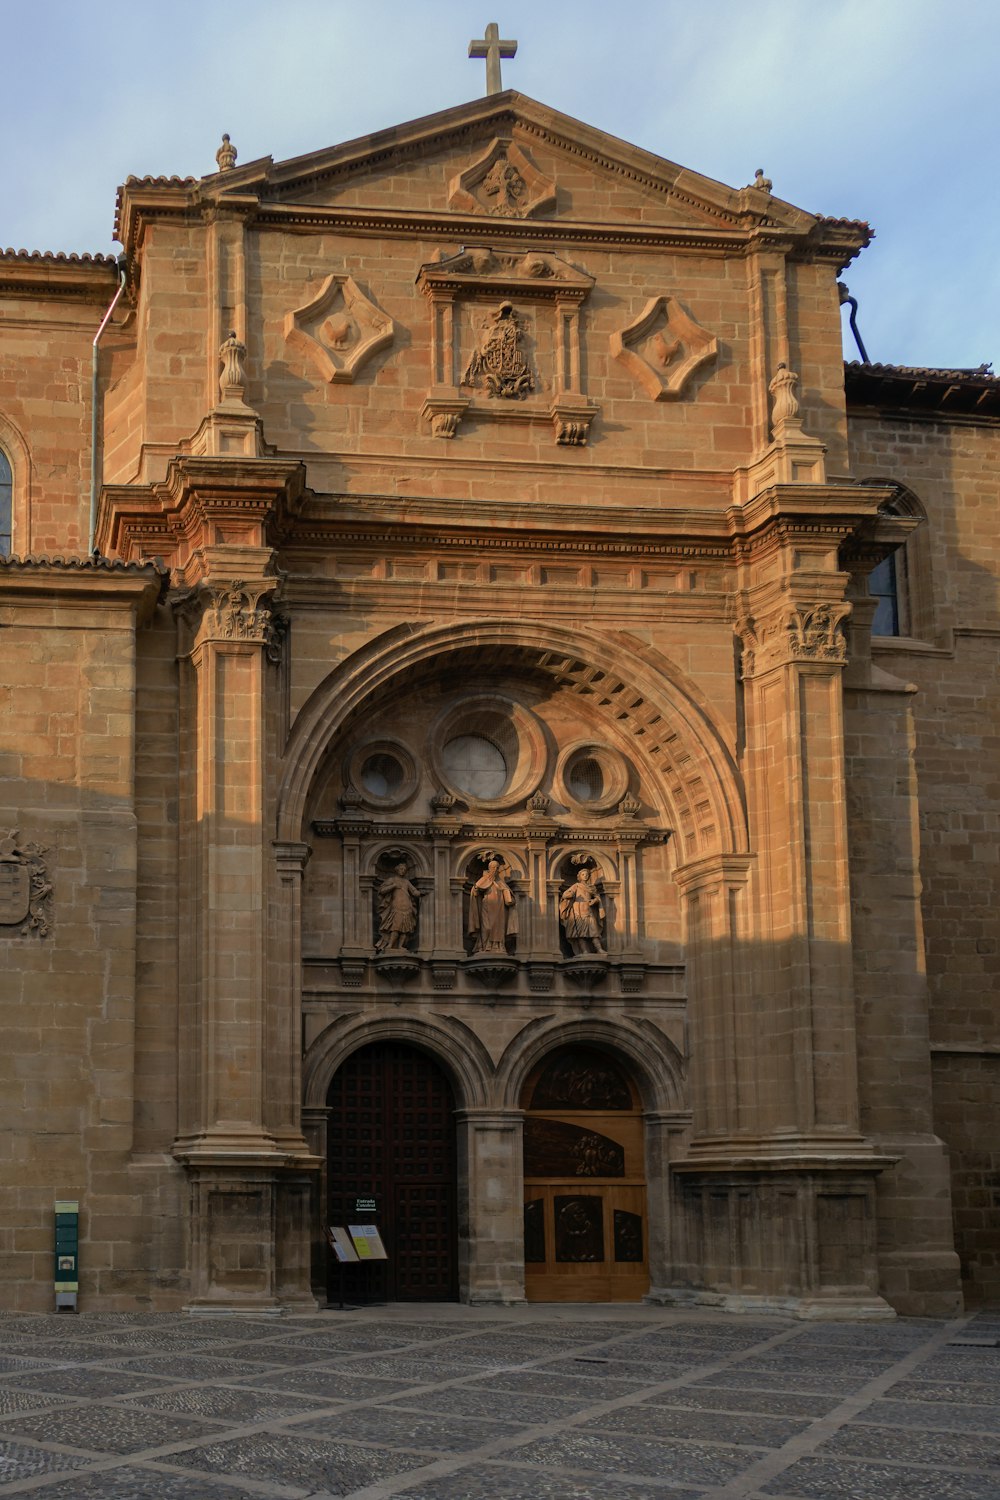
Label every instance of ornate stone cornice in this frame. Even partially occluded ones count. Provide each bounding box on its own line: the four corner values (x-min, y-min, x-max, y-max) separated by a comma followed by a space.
96, 455, 307, 570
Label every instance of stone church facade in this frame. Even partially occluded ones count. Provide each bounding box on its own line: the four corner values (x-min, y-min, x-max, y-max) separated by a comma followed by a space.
1, 92, 997, 1316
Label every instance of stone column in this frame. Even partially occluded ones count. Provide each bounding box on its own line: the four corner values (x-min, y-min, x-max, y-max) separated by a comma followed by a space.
455, 1108, 526, 1304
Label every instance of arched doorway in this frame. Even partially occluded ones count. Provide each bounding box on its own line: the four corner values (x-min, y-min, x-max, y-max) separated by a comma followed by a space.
521, 1045, 648, 1302
326, 1041, 458, 1301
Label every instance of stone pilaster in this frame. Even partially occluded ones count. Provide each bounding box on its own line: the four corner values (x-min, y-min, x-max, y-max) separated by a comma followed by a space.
173, 566, 317, 1309
455, 1108, 526, 1304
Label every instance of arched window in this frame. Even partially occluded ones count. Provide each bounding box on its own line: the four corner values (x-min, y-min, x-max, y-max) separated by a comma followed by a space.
0, 449, 11, 557
865, 480, 930, 640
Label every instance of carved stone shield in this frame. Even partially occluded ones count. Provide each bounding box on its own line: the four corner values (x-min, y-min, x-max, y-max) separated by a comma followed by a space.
0, 862, 31, 925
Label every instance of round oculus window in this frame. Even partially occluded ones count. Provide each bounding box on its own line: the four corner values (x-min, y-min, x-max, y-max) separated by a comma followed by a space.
440, 734, 508, 798
360, 752, 405, 800
567, 756, 605, 803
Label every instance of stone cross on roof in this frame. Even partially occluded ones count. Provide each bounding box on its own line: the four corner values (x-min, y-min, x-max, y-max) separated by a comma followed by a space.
468, 22, 517, 95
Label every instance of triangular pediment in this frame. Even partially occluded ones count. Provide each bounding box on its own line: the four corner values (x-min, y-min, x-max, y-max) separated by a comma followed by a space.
204, 92, 818, 236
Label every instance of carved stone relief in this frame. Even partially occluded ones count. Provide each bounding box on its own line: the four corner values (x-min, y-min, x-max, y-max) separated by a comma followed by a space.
0, 830, 52, 937
284, 274, 394, 384
610, 295, 718, 401
448, 137, 556, 220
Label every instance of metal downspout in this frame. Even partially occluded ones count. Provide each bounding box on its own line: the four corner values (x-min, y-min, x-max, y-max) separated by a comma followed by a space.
89, 260, 127, 554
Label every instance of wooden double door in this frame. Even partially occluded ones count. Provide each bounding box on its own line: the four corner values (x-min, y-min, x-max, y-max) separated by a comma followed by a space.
523, 1047, 649, 1302
326, 1042, 458, 1302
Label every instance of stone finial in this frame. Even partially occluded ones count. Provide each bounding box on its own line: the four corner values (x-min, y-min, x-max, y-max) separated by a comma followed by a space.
216, 134, 237, 172
219, 330, 248, 404
769, 362, 801, 433
749, 167, 772, 193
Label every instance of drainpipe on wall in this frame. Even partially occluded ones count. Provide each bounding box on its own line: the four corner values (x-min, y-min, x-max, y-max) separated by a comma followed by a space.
89, 258, 128, 555
837, 281, 870, 365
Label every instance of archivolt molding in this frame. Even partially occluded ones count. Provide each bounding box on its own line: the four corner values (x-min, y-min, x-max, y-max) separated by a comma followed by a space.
301, 1011, 494, 1111
277, 620, 747, 865
495, 1015, 685, 1113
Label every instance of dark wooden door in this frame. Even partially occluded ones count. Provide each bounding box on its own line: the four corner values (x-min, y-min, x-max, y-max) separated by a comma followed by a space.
326, 1042, 458, 1301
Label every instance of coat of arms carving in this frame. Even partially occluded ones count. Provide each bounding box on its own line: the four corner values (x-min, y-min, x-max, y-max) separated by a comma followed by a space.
0, 830, 52, 937
463, 302, 535, 399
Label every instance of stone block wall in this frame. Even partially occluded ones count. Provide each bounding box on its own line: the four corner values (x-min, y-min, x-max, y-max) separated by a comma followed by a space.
848, 412, 1000, 1302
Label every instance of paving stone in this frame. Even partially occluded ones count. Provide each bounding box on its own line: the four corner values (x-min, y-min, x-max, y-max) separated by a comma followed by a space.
8, 1341, 117, 1364
396, 1465, 703, 1500
0, 1389, 75, 1415
176, 1431, 428, 1492
3, 1368, 175, 1399
434, 1336, 594, 1363
112, 1354, 286, 1381
239, 1366, 415, 1399
761, 1457, 1000, 1499
641, 1386, 841, 1419
0, 1404, 216, 1455
503, 1431, 755, 1486
18, 1465, 271, 1499
335, 1356, 489, 1381
694, 1369, 865, 1395
859, 1397, 1000, 1434
296, 1406, 523, 1452
0, 1439, 94, 1482
0, 1357, 49, 1375
818, 1422, 1000, 1469
910, 1352, 1000, 1380
468, 1369, 650, 1401
588, 1403, 808, 1446
886, 1378, 1000, 1408
383, 1387, 584, 1423
124, 1383, 331, 1423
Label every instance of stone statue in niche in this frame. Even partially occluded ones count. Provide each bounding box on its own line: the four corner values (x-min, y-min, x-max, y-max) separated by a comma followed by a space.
374, 861, 421, 952
559, 864, 607, 955
463, 302, 535, 399
467, 853, 518, 954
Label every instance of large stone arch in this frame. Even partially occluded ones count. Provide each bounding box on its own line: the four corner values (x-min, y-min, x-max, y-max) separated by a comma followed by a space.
276, 619, 747, 865
302, 1010, 494, 1113
495, 1015, 685, 1114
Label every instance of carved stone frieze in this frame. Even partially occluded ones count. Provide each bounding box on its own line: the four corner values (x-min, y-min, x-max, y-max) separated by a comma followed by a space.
448, 137, 556, 220
0, 831, 52, 937
611, 295, 718, 401
284, 274, 394, 384
738, 599, 851, 678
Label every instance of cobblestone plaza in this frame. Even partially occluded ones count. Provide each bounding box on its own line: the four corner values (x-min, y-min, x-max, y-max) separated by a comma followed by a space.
0, 1306, 997, 1498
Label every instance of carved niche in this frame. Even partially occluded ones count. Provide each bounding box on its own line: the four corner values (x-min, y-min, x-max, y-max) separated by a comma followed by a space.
610, 294, 718, 401
417, 247, 597, 444
284, 273, 395, 384
0, 830, 52, 937
448, 137, 556, 220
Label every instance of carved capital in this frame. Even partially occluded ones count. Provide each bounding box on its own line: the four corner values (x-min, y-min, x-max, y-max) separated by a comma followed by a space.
738, 599, 851, 678
176, 576, 285, 656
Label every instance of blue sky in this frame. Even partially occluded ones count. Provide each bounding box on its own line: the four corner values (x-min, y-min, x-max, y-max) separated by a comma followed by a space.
4, 0, 997, 370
